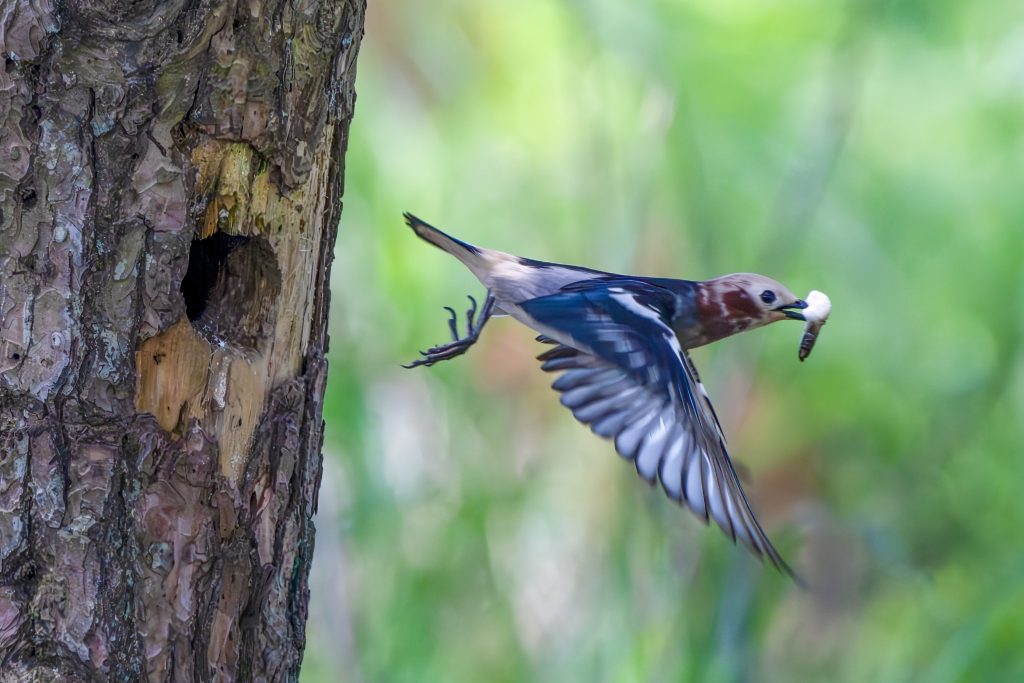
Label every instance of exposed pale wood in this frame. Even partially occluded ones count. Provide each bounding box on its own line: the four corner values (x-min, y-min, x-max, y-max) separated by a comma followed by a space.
136, 118, 338, 483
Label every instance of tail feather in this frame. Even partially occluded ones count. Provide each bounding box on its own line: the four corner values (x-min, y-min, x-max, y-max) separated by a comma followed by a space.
404, 213, 482, 266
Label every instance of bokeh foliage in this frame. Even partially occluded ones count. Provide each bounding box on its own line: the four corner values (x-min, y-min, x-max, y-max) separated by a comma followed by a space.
304, 1, 1024, 681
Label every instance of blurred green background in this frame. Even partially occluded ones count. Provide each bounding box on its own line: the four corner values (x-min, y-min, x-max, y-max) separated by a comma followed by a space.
303, 1, 1024, 681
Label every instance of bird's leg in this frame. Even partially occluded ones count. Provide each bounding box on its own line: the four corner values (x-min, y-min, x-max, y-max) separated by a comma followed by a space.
404, 291, 496, 368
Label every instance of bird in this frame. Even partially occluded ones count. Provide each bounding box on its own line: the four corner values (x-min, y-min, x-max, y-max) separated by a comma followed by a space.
402, 212, 810, 582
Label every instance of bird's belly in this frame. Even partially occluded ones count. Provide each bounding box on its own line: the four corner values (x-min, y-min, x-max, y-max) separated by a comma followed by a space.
475, 258, 607, 342
500, 301, 584, 351
488, 271, 595, 342
488, 276, 551, 307
484, 265, 602, 310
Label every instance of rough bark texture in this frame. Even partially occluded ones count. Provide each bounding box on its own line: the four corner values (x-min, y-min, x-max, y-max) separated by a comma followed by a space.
0, 1, 364, 680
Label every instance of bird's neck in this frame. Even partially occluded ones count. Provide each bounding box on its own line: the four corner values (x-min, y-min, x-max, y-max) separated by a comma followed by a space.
681, 280, 765, 348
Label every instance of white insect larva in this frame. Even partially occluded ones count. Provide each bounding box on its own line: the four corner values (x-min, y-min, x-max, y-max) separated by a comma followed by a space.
798, 290, 831, 361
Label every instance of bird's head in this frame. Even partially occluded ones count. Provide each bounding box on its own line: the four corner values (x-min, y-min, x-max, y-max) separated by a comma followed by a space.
695, 273, 807, 343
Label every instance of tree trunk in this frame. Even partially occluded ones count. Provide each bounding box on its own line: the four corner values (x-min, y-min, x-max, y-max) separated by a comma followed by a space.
0, 1, 364, 680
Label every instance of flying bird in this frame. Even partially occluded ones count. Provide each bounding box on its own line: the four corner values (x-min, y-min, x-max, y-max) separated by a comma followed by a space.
403, 213, 810, 581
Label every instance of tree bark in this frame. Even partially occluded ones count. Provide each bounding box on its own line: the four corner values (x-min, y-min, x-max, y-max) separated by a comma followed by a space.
0, 1, 364, 680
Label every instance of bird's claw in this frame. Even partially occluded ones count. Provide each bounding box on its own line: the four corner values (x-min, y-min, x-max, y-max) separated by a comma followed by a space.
444, 306, 459, 341
402, 338, 474, 368
465, 295, 478, 332
404, 292, 495, 369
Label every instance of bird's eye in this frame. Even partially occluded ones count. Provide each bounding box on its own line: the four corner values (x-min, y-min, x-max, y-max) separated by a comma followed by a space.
760, 290, 776, 305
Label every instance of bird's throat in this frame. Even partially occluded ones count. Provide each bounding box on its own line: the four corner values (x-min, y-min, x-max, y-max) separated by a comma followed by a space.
688, 282, 763, 347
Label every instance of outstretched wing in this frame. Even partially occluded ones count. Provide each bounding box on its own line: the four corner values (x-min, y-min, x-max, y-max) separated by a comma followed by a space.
522, 280, 799, 579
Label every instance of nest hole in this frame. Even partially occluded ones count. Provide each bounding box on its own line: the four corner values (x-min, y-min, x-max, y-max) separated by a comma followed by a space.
180, 233, 281, 349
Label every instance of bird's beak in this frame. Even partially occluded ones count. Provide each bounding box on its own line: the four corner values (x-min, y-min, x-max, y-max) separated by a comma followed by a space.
776, 299, 808, 321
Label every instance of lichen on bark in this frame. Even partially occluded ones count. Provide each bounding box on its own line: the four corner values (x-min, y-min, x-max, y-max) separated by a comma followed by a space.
0, 1, 364, 680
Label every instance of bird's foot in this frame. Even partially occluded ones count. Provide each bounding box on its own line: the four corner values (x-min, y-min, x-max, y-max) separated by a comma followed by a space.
404, 292, 495, 368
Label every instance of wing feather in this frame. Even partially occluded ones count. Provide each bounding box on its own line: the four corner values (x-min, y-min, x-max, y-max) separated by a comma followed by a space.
524, 281, 800, 581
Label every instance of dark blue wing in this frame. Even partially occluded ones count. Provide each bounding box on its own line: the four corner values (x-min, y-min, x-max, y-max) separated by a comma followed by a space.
523, 280, 798, 578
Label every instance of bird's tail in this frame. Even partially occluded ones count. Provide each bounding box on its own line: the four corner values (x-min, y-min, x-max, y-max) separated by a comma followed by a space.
404, 212, 486, 271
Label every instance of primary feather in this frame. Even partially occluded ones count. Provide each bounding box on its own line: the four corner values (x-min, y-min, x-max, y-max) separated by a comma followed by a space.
526, 281, 800, 580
